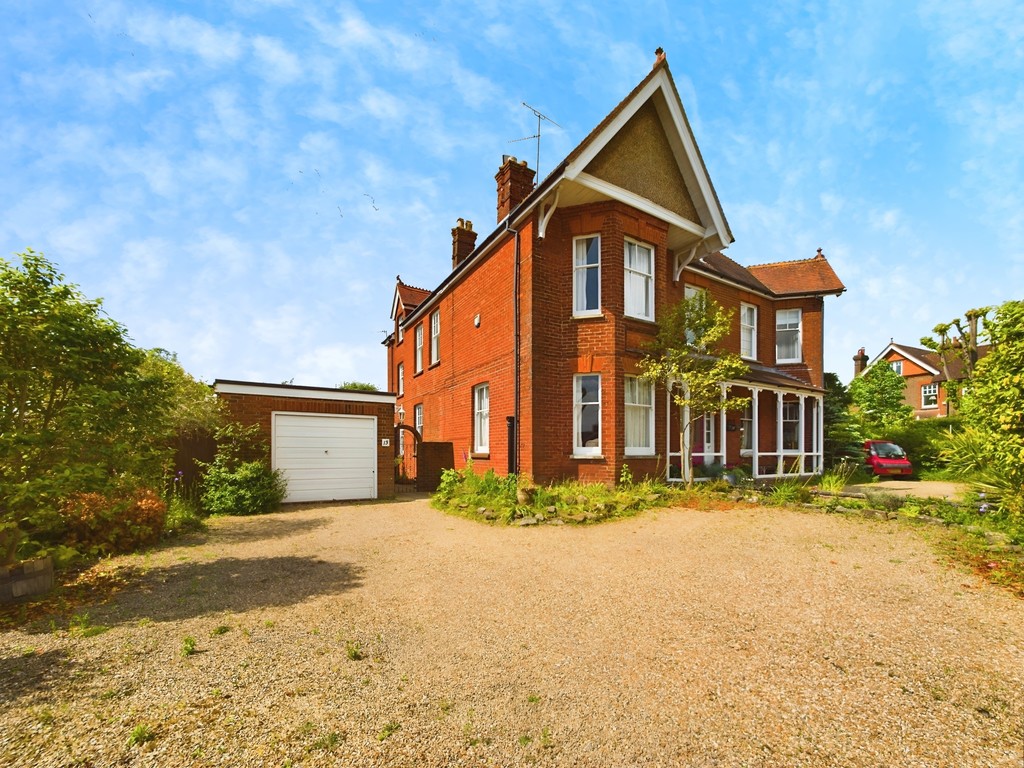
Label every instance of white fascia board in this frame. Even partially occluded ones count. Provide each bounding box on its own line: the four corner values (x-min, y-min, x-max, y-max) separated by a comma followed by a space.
564, 68, 730, 250
574, 172, 706, 239
869, 344, 940, 375
215, 380, 396, 404
390, 287, 402, 321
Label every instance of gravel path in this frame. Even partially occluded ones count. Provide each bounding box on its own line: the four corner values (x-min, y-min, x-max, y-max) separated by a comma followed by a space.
2, 498, 1023, 767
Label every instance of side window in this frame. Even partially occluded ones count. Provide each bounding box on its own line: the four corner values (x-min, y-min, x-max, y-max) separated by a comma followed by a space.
740, 303, 757, 360
473, 384, 490, 453
430, 310, 440, 365
775, 308, 802, 364
573, 235, 601, 316
397, 362, 404, 397
624, 239, 654, 320
415, 325, 424, 373
573, 374, 601, 456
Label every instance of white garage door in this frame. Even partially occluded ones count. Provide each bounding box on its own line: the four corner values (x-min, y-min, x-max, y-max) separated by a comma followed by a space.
273, 413, 377, 502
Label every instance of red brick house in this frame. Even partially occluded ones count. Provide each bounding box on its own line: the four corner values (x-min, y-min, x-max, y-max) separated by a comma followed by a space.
854, 343, 989, 419
386, 52, 845, 485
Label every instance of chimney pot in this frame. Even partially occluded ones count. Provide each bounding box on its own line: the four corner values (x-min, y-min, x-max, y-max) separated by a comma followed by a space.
853, 347, 869, 377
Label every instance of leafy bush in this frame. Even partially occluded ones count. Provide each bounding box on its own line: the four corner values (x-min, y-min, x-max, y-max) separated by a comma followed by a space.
200, 458, 286, 516
885, 417, 961, 474
60, 487, 167, 556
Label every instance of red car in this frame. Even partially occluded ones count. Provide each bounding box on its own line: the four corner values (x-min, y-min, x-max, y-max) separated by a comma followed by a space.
863, 440, 913, 477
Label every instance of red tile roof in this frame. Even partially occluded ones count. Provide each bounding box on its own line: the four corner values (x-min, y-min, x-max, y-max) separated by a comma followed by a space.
747, 250, 846, 297
396, 281, 431, 311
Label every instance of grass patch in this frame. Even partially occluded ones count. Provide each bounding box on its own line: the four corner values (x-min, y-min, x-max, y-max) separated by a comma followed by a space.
181, 636, 197, 657
377, 721, 401, 741
68, 612, 108, 638
127, 723, 155, 747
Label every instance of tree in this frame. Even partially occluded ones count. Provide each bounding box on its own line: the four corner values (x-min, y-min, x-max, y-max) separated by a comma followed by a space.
920, 306, 991, 410
848, 361, 913, 435
338, 381, 380, 391
822, 372, 861, 468
954, 299, 1024, 511
0, 251, 215, 559
638, 290, 749, 484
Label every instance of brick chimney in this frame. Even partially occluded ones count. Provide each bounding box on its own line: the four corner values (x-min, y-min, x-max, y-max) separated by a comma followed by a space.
495, 155, 535, 222
853, 347, 869, 377
451, 218, 477, 269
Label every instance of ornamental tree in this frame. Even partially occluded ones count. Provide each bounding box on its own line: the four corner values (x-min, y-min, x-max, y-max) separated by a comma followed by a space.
638, 290, 749, 484
955, 299, 1024, 511
849, 360, 913, 435
920, 305, 991, 411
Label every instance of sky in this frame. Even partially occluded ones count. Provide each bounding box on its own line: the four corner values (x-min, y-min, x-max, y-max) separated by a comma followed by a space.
3, 1, 1022, 389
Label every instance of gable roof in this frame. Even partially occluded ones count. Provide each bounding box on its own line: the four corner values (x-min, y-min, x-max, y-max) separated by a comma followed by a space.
401, 52, 736, 328
556, 53, 733, 255
747, 249, 846, 297
390, 278, 431, 321
872, 342, 991, 382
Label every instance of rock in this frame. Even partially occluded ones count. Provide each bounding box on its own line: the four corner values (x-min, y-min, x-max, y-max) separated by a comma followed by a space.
516, 487, 535, 505
515, 517, 538, 526
546, 519, 565, 526
545, 506, 557, 514
984, 531, 1011, 545
482, 509, 498, 520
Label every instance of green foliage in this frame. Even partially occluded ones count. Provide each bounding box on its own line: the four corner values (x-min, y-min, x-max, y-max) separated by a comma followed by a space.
955, 300, 1024, 511
822, 373, 862, 468
127, 724, 155, 747
0, 251, 221, 560
766, 478, 811, 505
199, 424, 287, 516
140, 349, 223, 437
338, 380, 380, 391
181, 636, 197, 657
849, 362, 914, 435
638, 290, 750, 483
817, 460, 859, 493
433, 464, 714, 524
884, 417, 961, 474
200, 458, 286, 516
920, 306, 989, 412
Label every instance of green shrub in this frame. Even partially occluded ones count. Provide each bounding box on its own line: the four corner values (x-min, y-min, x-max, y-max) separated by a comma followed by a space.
200, 458, 286, 516
885, 417, 961, 474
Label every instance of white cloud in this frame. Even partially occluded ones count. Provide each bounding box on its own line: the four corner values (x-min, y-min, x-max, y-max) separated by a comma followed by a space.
124, 10, 245, 65
252, 35, 302, 84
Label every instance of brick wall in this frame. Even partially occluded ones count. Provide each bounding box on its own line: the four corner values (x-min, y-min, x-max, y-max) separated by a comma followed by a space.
217, 389, 396, 499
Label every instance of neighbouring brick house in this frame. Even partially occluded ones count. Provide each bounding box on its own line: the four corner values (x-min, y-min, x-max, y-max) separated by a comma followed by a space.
386, 51, 845, 485
853, 343, 990, 419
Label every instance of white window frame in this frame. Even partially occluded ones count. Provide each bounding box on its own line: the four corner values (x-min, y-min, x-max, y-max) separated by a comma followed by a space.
430, 310, 440, 365
624, 239, 654, 321
684, 285, 706, 345
703, 413, 714, 451
890, 360, 903, 375
624, 376, 654, 456
776, 308, 802, 364
397, 406, 405, 456
573, 374, 601, 457
413, 403, 423, 455
922, 383, 939, 409
397, 321, 403, 344
740, 303, 757, 360
397, 362, 404, 397
415, 324, 424, 373
473, 383, 489, 454
782, 401, 800, 450
573, 235, 601, 317
740, 405, 753, 453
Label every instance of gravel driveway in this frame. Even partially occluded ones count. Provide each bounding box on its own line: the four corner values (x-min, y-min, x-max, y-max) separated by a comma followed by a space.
2, 498, 1023, 767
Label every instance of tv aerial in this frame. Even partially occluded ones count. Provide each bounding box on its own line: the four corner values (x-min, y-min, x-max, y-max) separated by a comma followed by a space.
509, 102, 561, 177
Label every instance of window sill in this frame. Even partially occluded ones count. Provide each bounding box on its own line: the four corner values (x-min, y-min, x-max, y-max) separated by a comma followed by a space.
624, 450, 655, 458
776, 359, 803, 365
429, 361, 440, 370
624, 313, 655, 324
470, 452, 489, 460
571, 454, 604, 460
572, 311, 604, 320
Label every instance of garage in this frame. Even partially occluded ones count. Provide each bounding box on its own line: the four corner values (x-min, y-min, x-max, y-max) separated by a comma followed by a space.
273, 413, 377, 502
214, 380, 397, 502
